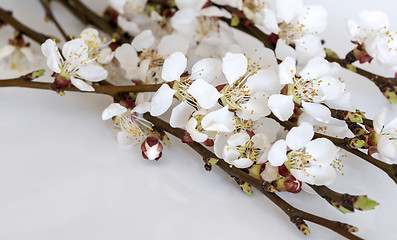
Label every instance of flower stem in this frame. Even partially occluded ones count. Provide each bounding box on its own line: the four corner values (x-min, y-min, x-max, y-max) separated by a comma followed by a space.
0, 7, 49, 44
143, 113, 362, 239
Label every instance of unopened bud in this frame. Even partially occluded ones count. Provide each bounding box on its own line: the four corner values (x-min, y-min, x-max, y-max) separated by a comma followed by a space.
141, 136, 163, 161
275, 175, 302, 193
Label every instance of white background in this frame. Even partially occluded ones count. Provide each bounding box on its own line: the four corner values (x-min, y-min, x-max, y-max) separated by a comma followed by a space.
0, 0, 397, 239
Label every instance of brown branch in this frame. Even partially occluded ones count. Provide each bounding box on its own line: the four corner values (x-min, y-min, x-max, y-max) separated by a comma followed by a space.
0, 76, 162, 96
0, 7, 49, 44
39, 0, 70, 41
57, 0, 131, 43
143, 113, 362, 239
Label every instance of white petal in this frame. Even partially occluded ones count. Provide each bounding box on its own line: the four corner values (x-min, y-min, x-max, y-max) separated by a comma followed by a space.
62, 39, 88, 63
131, 29, 155, 52
299, 57, 333, 80
97, 47, 115, 64
139, 59, 151, 81
252, 133, 271, 163
200, 6, 231, 18
268, 94, 294, 121
117, 16, 140, 35
20, 47, 35, 63
0, 45, 15, 59
294, 35, 326, 66
214, 133, 230, 158
260, 162, 279, 182
297, 5, 327, 34
41, 39, 57, 57
279, 56, 296, 84
374, 107, 387, 133
263, 8, 279, 33
70, 76, 94, 92
275, 39, 296, 61
175, 0, 206, 10
378, 136, 397, 162
245, 69, 281, 95
222, 52, 247, 85
80, 28, 100, 45
201, 106, 236, 132
186, 118, 208, 143
227, 132, 251, 147
233, 158, 254, 169
150, 84, 177, 116
305, 138, 337, 165
286, 122, 314, 150
358, 10, 389, 32
170, 102, 195, 128
191, 58, 222, 82
302, 101, 331, 123
161, 52, 187, 82
117, 131, 140, 147
293, 166, 336, 185
276, 0, 303, 23
268, 140, 288, 166
115, 44, 139, 76
238, 92, 270, 120
187, 79, 222, 109
157, 34, 189, 56
254, 117, 281, 143
76, 64, 108, 82
102, 103, 127, 120
133, 102, 151, 114
109, 0, 126, 14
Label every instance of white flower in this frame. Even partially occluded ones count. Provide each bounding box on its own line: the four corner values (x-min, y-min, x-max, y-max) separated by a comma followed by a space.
41, 39, 108, 91
79, 28, 115, 64
347, 11, 397, 71
220, 52, 280, 121
223, 132, 271, 169
102, 103, 152, 146
268, 122, 338, 185
0, 37, 35, 71
268, 56, 348, 122
373, 108, 397, 163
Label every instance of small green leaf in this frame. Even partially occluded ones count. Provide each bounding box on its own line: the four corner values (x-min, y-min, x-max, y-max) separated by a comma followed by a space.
239, 182, 253, 196
353, 195, 379, 210
347, 64, 357, 72
346, 111, 364, 123
384, 90, 397, 104
207, 158, 219, 166
348, 138, 366, 149
231, 14, 240, 26
299, 223, 310, 236
325, 48, 340, 59
31, 69, 45, 79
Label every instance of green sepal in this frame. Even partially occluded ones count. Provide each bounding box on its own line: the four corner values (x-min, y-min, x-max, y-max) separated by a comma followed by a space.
353, 195, 379, 210
346, 111, 364, 123
207, 158, 219, 166
231, 14, 240, 26
31, 69, 45, 79
160, 133, 171, 148
347, 64, 357, 72
325, 48, 340, 59
384, 90, 397, 104
348, 138, 366, 149
298, 223, 310, 236
239, 182, 253, 196
248, 164, 261, 180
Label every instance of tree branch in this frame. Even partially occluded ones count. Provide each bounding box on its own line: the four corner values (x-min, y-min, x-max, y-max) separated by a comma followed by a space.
39, 0, 70, 41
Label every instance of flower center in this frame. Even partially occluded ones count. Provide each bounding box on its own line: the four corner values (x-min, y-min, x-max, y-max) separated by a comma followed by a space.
221, 72, 254, 110
279, 21, 307, 45
236, 140, 261, 162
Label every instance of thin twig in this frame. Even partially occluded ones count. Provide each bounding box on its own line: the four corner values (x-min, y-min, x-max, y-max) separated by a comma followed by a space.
39, 0, 70, 41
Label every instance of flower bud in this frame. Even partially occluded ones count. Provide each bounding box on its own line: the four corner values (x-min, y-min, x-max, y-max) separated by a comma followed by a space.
141, 136, 163, 161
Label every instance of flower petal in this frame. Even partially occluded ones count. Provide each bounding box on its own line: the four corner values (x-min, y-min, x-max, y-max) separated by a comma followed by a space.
276, 0, 304, 23
268, 140, 288, 166
115, 44, 139, 77
20, 47, 35, 63
227, 132, 250, 148
233, 158, 254, 169
161, 52, 187, 82
97, 47, 115, 64
170, 102, 195, 128
374, 107, 387, 133
70, 76, 94, 92
186, 118, 209, 143
102, 103, 127, 120
76, 64, 108, 82
279, 56, 295, 84
157, 34, 189, 56
306, 138, 337, 165
222, 52, 247, 85
268, 94, 294, 121
299, 57, 334, 80
245, 69, 281, 95
187, 78, 222, 109
238, 92, 271, 120
202, 106, 236, 132
62, 38, 88, 63
150, 84, 177, 116
260, 162, 279, 181
131, 29, 155, 51
302, 101, 331, 123
190, 58, 222, 82
0, 45, 15, 59
286, 122, 314, 150
275, 39, 296, 61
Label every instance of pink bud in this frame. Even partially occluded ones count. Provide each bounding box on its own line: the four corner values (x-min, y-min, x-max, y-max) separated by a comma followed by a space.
141, 136, 163, 161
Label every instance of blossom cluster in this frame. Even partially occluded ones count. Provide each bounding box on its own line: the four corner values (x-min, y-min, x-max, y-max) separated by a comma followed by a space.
29, 0, 397, 190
